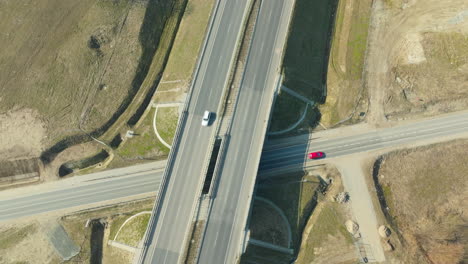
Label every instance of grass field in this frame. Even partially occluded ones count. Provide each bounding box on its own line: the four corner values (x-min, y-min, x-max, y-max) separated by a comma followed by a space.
114, 108, 169, 162
319, 0, 372, 127
295, 203, 355, 264
243, 167, 343, 262
372, 139, 467, 264
0, 0, 144, 143
0, 224, 37, 250
1, 0, 188, 175
157, 0, 216, 93
0, 222, 62, 264
155, 107, 179, 145
108, 0, 214, 169
113, 213, 151, 247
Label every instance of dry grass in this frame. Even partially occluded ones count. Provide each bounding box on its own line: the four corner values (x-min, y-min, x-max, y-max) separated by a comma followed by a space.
155, 107, 179, 145
0, 222, 62, 264
295, 169, 357, 264
0, 0, 189, 184
295, 203, 355, 264
0, 224, 37, 251
0, 0, 144, 144
113, 213, 151, 247
319, 0, 372, 127
364, 0, 468, 125
385, 32, 468, 119
108, 0, 215, 169
373, 139, 468, 264
157, 0, 216, 93
114, 108, 169, 162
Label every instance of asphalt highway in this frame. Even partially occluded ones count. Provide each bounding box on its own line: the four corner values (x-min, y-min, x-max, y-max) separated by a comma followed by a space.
0, 162, 165, 222
2, 112, 467, 224
197, 0, 296, 263
141, 0, 252, 263
260, 111, 468, 172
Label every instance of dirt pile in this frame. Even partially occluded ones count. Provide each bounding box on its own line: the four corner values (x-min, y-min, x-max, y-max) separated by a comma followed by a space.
334, 192, 350, 203
345, 220, 359, 235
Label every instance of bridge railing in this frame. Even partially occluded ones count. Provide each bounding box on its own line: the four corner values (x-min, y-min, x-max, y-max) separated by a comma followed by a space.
137, 0, 223, 261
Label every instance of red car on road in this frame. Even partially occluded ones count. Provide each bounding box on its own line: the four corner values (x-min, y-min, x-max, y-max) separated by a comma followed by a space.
308, 151, 324, 159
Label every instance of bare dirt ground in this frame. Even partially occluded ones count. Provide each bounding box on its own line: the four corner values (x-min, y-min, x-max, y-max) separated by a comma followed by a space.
295, 171, 357, 264
0, 109, 46, 160
365, 0, 468, 126
370, 139, 467, 264
0, 221, 61, 264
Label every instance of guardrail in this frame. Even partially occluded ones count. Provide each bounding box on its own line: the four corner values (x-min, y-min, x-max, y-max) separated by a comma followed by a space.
137, 0, 223, 262
192, 0, 260, 262
237, 0, 297, 258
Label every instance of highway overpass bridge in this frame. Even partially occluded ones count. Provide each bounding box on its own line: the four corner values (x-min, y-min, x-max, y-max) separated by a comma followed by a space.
140, 0, 296, 263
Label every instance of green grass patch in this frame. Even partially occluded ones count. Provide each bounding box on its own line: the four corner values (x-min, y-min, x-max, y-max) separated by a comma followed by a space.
114, 213, 151, 247
0, 224, 37, 250
296, 203, 354, 263
116, 108, 169, 158
316, 0, 372, 127
109, 216, 129, 241
282, 0, 338, 102
346, 0, 372, 79
155, 106, 179, 145
159, 0, 216, 91
269, 92, 307, 133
